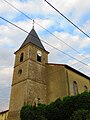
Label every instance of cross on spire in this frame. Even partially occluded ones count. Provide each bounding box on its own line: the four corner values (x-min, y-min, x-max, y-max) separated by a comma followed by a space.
32, 20, 35, 29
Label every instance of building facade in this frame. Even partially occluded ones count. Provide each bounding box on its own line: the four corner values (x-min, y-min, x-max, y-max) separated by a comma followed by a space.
0, 110, 8, 120
46, 63, 90, 103
7, 28, 90, 120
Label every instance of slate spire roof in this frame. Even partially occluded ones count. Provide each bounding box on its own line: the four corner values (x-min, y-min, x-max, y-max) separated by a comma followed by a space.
20, 28, 45, 50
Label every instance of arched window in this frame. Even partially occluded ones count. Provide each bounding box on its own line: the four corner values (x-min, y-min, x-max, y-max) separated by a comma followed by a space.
20, 53, 24, 62
73, 81, 78, 95
84, 85, 88, 92
37, 50, 42, 62
37, 55, 41, 62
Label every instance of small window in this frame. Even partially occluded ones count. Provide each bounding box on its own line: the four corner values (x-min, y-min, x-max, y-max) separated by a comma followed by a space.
37, 55, 41, 62
84, 85, 88, 92
37, 50, 42, 62
18, 69, 22, 76
20, 53, 24, 62
73, 81, 78, 95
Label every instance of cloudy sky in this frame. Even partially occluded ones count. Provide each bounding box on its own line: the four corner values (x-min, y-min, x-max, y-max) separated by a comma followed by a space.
0, 0, 90, 111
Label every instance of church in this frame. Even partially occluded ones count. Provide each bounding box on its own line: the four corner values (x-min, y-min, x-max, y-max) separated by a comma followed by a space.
7, 28, 90, 120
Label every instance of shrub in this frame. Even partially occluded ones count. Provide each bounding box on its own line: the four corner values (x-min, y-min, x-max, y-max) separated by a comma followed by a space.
20, 92, 90, 120
70, 109, 90, 120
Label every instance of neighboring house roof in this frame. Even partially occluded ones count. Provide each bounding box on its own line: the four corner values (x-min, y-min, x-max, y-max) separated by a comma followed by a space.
46, 63, 90, 80
20, 28, 46, 51
0, 110, 8, 114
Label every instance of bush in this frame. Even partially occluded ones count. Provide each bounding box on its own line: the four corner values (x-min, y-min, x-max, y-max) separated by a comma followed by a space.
45, 98, 62, 120
20, 92, 90, 120
70, 109, 90, 120
20, 104, 47, 120
20, 105, 34, 120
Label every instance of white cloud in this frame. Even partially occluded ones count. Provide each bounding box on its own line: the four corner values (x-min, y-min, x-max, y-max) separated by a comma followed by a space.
81, 20, 90, 34
0, 0, 90, 111
0, 67, 12, 86
0, 0, 19, 20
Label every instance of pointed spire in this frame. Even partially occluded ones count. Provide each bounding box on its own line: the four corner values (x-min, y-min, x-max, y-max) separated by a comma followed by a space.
19, 28, 46, 51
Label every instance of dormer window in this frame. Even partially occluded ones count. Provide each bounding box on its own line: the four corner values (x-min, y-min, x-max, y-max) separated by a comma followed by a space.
37, 50, 42, 62
20, 53, 24, 62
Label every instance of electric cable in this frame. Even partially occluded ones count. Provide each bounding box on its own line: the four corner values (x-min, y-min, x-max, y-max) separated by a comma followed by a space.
78, 65, 90, 71
2, 0, 90, 61
44, 0, 90, 38
0, 16, 90, 69
71, 57, 90, 66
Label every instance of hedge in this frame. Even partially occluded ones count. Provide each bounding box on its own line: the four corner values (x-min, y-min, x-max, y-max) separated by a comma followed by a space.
20, 92, 90, 120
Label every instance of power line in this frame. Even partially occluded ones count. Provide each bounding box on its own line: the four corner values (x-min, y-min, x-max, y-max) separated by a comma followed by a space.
3, 0, 32, 21
0, 17, 28, 34
71, 57, 90, 66
44, 0, 90, 38
42, 41, 90, 68
2, 0, 90, 62
78, 66, 88, 71
78, 62, 90, 70
0, 16, 90, 69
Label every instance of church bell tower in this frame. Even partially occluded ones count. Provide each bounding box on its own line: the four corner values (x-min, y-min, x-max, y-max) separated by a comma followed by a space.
7, 28, 49, 120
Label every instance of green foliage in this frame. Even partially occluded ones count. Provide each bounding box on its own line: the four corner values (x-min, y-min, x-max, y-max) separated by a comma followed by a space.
34, 104, 47, 120
20, 104, 47, 120
20, 105, 35, 120
61, 92, 90, 120
45, 98, 63, 120
20, 92, 90, 120
70, 109, 90, 120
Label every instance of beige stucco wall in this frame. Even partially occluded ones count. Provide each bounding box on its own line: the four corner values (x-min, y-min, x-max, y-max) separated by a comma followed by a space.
27, 79, 47, 105
0, 111, 8, 120
7, 44, 48, 120
46, 64, 90, 104
66, 68, 90, 96
46, 64, 69, 103
7, 81, 27, 120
